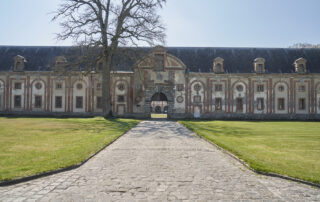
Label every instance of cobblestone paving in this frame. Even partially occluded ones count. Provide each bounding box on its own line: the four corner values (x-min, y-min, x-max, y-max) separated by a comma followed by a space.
0, 120, 320, 201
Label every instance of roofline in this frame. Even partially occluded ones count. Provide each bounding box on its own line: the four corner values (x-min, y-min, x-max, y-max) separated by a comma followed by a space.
1, 45, 320, 50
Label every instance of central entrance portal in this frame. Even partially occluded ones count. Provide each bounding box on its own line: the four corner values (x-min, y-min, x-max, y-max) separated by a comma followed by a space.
150, 92, 168, 119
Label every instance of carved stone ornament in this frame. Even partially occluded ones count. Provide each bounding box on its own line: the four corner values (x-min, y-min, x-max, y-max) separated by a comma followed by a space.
118, 83, 125, 91
278, 85, 284, 92
135, 96, 142, 103
35, 82, 42, 90
77, 83, 83, 90
176, 96, 184, 103
236, 85, 243, 92
194, 84, 201, 91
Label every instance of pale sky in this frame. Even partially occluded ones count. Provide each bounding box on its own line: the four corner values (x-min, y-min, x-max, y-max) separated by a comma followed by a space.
0, 0, 319, 47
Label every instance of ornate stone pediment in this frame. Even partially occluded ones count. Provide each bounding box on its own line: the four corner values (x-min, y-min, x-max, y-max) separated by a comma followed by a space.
136, 49, 186, 70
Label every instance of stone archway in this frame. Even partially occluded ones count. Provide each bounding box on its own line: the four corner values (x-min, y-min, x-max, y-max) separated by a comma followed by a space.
151, 92, 168, 114
144, 85, 175, 118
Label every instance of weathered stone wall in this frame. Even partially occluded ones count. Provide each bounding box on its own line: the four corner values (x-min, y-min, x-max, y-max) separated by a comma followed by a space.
1, 47, 320, 120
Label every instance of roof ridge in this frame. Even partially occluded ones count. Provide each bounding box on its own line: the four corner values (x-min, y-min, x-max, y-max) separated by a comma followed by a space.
1, 45, 320, 50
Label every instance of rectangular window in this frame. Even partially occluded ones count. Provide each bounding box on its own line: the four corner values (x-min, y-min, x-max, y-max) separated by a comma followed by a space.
257, 84, 264, 92
215, 84, 223, 92
55, 96, 62, 108
236, 98, 243, 112
136, 84, 142, 90
14, 82, 22, 90
278, 98, 285, 110
299, 98, 306, 110
257, 98, 264, 110
298, 85, 306, 92
98, 62, 103, 72
96, 83, 101, 90
34, 96, 42, 108
97, 96, 102, 109
117, 95, 125, 102
14, 95, 21, 108
177, 84, 184, 91
215, 98, 222, 110
56, 83, 62, 89
155, 54, 164, 71
194, 95, 201, 103
76, 96, 83, 108
257, 64, 263, 73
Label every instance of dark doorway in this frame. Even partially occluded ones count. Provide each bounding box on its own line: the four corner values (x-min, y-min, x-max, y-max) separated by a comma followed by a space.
150, 92, 168, 119
236, 98, 243, 112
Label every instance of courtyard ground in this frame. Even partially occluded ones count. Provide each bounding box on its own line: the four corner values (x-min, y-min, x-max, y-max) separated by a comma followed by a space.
179, 120, 320, 185
0, 117, 140, 182
0, 120, 319, 201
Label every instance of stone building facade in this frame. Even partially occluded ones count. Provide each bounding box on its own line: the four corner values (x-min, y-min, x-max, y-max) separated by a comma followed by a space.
1, 45, 320, 119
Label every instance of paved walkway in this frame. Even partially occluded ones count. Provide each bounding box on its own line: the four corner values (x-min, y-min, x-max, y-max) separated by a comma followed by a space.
0, 121, 320, 201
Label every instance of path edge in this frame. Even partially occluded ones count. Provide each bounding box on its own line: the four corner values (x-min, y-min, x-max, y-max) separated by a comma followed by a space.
0, 121, 141, 187
177, 122, 320, 189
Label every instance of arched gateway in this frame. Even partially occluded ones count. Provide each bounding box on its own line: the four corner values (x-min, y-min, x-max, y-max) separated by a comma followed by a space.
133, 46, 186, 118
151, 92, 168, 113
144, 87, 174, 118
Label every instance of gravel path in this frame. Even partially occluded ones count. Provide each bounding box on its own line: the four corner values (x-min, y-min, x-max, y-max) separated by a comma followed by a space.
0, 120, 319, 201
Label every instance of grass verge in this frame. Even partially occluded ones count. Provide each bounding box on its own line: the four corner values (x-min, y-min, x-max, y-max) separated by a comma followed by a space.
0, 117, 140, 181
179, 120, 320, 184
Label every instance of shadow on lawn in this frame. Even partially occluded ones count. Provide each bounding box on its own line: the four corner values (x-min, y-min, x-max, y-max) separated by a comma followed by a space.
182, 122, 255, 138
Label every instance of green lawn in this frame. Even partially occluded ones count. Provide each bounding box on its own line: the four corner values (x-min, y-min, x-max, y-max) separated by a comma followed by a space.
179, 120, 320, 184
0, 117, 140, 181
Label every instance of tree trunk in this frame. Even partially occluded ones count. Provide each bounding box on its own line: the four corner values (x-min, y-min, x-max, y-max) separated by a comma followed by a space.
102, 51, 113, 118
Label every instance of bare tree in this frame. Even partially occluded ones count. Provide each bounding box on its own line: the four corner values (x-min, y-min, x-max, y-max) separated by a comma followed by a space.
52, 0, 166, 117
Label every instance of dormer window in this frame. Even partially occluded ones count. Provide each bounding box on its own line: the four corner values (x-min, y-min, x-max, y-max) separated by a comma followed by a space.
294, 58, 307, 73
216, 63, 222, 72
98, 62, 103, 72
254, 58, 265, 73
55, 56, 67, 71
96, 59, 103, 72
13, 55, 26, 72
298, 64, 305, 73
16, 62, 21, 69
213, 57, 224, 73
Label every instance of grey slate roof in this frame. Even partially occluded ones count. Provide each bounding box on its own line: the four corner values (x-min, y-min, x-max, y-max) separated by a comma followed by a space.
0, 46, 320, 73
